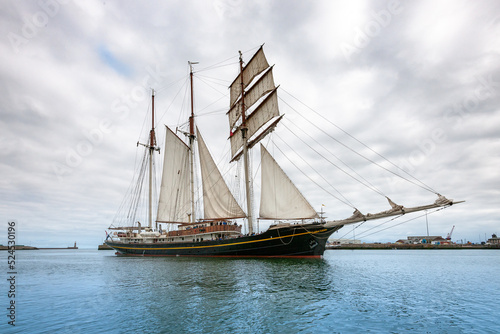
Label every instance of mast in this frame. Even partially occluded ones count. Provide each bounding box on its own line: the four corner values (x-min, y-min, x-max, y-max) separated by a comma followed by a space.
227, 46, 280, 230
149, 89, 156, 230
188, 61, 198, 223
239, 51, 254, 235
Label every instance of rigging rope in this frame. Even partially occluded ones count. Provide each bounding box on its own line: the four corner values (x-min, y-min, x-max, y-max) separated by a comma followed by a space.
156, 77, 189, 130
196, 73, 231, 87
121, 148, 148, 225
196, 45, 261, 74
197, 58, 239, 73
273, 134, 356, 208
280, 88, 438, 195
280, 118, 386, 198
192, 74, 229, 115
282, 113, 385, 196
358, 207, 449, 239
277, 227, 295, 245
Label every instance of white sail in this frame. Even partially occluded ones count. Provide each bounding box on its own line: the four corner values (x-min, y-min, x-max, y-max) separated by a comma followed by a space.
228, 67, 276, 130
230, 88, 280, 158
229, 46, 269, 107
197, 128, 246, 219
259, 144, 319, 220
156, 126, 191, 223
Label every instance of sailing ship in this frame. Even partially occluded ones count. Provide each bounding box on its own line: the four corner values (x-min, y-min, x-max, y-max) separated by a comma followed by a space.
105, 46, 460, 257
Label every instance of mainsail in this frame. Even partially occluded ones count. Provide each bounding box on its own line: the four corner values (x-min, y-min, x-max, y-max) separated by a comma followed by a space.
197, 128, 246, 220
259, 144, 319, 220
156, 126, 191, 223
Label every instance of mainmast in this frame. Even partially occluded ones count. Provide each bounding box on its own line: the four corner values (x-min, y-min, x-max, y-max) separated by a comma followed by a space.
238, 51, 254, 235
188, 61, 198, 224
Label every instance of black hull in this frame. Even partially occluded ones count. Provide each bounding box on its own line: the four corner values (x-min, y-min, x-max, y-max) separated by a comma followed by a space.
105, 224, 342, 258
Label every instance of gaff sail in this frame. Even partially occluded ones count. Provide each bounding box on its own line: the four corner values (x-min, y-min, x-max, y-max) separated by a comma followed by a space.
156, 126, 191, 223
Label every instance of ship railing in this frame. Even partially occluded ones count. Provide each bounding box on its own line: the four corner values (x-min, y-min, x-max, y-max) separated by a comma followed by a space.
166, 224, 241, 237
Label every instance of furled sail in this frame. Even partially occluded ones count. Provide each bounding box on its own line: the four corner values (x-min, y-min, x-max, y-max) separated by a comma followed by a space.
156, 126, 191, 223
197, 128, 246, 220
259, 144, 319, 220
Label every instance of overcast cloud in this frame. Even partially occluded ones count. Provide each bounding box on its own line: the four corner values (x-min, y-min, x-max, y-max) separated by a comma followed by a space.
1, 0, 499, 247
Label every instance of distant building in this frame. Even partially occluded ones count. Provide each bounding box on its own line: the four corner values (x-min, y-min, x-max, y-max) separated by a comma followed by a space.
407, 236, 446, 244
328, 238, 362, 245
487, 234, 499, 245
430, 236, 451, 245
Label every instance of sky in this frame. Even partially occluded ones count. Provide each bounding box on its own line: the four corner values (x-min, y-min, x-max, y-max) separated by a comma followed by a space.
1, 0, 499, 248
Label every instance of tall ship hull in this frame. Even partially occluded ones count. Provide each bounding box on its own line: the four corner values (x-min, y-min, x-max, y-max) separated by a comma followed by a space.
105, 46, 460, 258
106, 224, 342, 257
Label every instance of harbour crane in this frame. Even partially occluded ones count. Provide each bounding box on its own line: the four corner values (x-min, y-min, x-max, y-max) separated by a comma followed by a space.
446, 225, 455, 240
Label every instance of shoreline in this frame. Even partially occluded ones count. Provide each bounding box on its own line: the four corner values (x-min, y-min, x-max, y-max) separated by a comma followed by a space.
327, 243, 499, 250
0, 245, 78, 250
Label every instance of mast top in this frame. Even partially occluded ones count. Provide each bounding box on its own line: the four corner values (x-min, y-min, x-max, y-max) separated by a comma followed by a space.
188, 61, 199, 72
150, 89, 156, 147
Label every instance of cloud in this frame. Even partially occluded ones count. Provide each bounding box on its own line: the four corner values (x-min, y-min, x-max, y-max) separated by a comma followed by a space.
1, 0, 499, 247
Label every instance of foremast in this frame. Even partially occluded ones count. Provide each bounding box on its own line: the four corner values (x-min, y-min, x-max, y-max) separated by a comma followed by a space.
228, 46, 289, 233
238, 51, 254, 234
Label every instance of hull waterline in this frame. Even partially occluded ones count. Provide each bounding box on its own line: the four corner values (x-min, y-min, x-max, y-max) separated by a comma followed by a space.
106, 224, 342, 258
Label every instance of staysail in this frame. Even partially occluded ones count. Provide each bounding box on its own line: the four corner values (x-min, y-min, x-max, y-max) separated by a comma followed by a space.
259, 144, 319, 220
197, 128, 246, 220
156, 126, 191, 223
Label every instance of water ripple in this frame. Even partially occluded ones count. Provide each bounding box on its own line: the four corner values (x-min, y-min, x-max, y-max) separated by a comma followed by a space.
5, 249, 500, 334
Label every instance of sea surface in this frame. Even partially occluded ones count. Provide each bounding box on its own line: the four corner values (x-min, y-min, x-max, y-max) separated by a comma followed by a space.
2, 249, 499, 333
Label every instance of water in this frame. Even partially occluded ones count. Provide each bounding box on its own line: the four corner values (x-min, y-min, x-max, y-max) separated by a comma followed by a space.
2, 249, 499, 333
